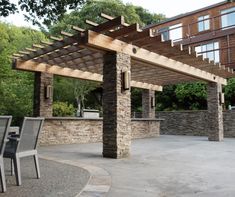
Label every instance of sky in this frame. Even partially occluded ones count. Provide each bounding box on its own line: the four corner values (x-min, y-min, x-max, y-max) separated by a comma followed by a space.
1, 0, 223, 29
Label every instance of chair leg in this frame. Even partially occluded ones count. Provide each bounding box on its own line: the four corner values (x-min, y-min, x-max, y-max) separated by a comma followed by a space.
13, 155, 21, 186
0, 159, 6, 192
10, 159, 14, 176
34, 154, 40, 179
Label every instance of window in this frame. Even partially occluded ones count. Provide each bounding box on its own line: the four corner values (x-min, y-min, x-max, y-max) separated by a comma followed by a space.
169, 23, 183, 42
198, 15, 210, 32
221, 7, 235, 29
158, 27, 169, 41
195, 42, 220, 63
158, 23, 182, 42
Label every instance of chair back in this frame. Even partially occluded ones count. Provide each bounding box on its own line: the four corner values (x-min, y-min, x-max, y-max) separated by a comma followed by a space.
17, 117, 44, 152
0, 116, 12, 156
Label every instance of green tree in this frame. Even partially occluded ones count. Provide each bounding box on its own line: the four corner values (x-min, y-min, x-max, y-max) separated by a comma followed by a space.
224, 78, 235, 107
73, 80, 98, 115
0, 0, 85, 27
0, 22, 46, 124
54, 76, 99, 116
175, 82, 207, 110
156, 85, 178, 111
50, 0, 143, 35
134, 6, 165, 26
49, 0, 166, 35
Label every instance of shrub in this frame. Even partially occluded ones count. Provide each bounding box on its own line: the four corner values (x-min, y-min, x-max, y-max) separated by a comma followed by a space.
53, 102, 75, 117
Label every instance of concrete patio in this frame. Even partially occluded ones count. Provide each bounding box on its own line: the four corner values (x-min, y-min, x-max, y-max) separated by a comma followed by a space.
0, 158, 89, 197
39, 135, 235, 197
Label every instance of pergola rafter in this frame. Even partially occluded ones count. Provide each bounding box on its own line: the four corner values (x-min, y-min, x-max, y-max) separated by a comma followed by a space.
12, 13, 235, 90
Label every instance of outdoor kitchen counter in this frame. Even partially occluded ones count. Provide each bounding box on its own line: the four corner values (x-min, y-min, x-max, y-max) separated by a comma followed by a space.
40, 117, 162, 145
45, 117, 164, 121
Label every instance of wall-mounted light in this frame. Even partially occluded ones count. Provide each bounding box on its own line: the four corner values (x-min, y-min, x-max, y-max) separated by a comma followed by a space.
219, 92, 225, 105
151, 96, 155, 108
45, 85, 53, 99
122, 71, 130, 91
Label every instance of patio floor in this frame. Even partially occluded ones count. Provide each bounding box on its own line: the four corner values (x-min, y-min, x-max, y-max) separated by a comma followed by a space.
0, 158, 90, 197
39, 135, 235, 197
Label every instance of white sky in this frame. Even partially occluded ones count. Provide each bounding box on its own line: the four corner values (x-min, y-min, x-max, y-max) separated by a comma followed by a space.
1, 0, 223, 29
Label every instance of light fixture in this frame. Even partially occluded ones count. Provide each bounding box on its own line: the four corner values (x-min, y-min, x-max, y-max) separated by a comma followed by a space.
122, 71, 130, 91
151, 96, 155, 108
45, 85, 53, 99
219, 92, 225, 105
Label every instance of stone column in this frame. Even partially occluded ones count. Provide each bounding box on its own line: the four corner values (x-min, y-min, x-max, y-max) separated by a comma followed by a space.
33, 72, 53, 117
103, 52, 131, 159
207, 82, 224, 141
142, 89, 155, 118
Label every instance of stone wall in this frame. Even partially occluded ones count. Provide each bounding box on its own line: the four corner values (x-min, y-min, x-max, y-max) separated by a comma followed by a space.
157, 110, 235, 137
39, 118, 161, 146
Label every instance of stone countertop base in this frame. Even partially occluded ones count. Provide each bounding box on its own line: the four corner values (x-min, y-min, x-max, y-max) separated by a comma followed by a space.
44, 117, 164, 121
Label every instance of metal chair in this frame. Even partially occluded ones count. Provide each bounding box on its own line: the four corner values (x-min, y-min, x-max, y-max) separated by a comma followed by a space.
0, 116, 12, 192
4, 117, 44, 186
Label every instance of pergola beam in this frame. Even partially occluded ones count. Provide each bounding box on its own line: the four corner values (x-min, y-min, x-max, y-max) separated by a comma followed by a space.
84, 30, 227, 85
13, 60, 163, 91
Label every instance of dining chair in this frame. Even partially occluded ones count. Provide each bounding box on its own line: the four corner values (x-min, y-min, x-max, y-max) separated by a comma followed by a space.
0, 116, 12, 192
4, 117, 44, 186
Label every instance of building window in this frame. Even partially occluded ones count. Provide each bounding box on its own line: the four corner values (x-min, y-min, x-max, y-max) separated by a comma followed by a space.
158, 27, 169, 41
195, 42, 220, 63
221, 7, 235, 29
158, 23, 182, 42
198, 15, 210, 32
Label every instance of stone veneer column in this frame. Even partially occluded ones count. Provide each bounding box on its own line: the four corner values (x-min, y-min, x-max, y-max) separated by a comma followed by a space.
142, 89, 155, 118
207, 82, 224, 141
103, 52, 131, 159
33, 72, 53, 117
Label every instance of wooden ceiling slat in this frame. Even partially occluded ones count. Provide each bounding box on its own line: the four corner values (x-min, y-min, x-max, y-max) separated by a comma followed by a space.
124, 29, 153, 43
108, 23, 140, 39
13, 13, 234, 90
89, 16, 125, 33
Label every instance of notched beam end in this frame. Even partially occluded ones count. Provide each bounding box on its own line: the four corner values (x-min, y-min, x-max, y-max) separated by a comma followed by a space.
72, 26, 85, 32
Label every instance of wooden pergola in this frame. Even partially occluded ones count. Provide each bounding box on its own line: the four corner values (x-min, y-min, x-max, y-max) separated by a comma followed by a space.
12, 14, 232, 158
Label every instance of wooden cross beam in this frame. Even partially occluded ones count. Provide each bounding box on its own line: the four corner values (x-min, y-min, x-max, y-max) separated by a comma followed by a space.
84, 30, 227, 85
13, 60, 163, 91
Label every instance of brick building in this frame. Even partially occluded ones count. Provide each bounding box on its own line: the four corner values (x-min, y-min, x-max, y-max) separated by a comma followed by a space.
148, 0, 235, 68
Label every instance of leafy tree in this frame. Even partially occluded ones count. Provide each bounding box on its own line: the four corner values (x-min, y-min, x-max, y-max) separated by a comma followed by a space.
50, 0, 143, 35
49, 0, 166, 35
73, 80, 98, 115
133, 6, 165, 26
53, 76, 99, 116
0, 0, 17, 17
156, 85, 178, 111
53, 76, 75, 104
0, 0, 85, 27
131, 88, 142, 113
0, 22, 46, 124
224, 78, 235, 107
175, 82, 207, 110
